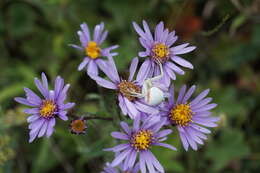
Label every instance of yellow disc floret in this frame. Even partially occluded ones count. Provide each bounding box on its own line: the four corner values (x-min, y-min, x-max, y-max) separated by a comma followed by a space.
85, 41, 101, 59
151, 43, 170, 62
40, 100, 56, 118
170, 104, 193, 126
118, 80, 141, 101
131, 130, 153, 151
70, 119, 86, 134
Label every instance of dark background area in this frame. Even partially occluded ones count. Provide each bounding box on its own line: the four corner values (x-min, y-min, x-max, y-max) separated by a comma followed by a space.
0, 0, 260, 172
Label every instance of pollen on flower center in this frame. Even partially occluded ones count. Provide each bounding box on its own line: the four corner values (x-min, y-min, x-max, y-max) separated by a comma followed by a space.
40, 100, 56, 118
170, 104, 193, 126
70, 119, 86, 134
151, 43, 170, 62
85, 41, 101, 59
131, 130, 153, 151
118, 80, 141, 101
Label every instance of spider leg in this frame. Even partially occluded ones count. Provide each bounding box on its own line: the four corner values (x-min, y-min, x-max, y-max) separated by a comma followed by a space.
128, 91, 145, 98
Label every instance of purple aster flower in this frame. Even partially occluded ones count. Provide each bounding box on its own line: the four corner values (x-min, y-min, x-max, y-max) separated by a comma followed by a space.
133, 20, 196, 86
70, 22, 118, 78
101, 162, 140, 173
92, 55, 162, 119
160, 84, 219, 151
14, 73, 75, 143
104, 115, 176, 173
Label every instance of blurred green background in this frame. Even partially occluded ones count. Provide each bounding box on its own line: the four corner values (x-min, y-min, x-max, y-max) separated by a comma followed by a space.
0, 0, 260, 172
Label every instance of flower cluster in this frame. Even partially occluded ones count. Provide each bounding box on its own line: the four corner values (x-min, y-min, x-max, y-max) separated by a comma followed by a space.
14, 20, 219, 173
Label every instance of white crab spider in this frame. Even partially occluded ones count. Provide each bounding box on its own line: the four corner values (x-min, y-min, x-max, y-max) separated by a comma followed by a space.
129, 61, 166, 106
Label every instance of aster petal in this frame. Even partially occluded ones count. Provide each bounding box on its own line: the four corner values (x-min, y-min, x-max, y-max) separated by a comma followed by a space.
155, 21, 164, 42
178, 130, 189, 151
87, 60, 98, 79
41, 73, 48, 90
54, 76, 64, 99
176, 85, 187, 104
29, 126, 43, 143
139, 151, 147, 173
38, 120, 48, 137
144, 151, 156, 173
161, 28, 169, 43
120, 122, 131, 135
174, 46, 196, 55
92, 75, 117, 90
192, 103, 217, 112
165, 62, 185, 75
111, 148, 132, 167
118, 94, 128, 115
107, 55, 120, 82
60, 102, 75, 110
190, 124, 211, 134
139, 37, 151, 50
183, 129, 198, 150
171, 56, 193, 69
128, 149, 137, 169
80, 23, 90, 42
146, 150, 164, 173
58, 111, 68, 121
24, 88, 42, 105
136, 59, 152, 84
77, 31, 88, 47
193, 118, 218, 127
128, 57, 139, 81
111, 132, 129, 140
57, 84, 70, 105
154, 142, 177, 151
171, 43, 189, 52
135, 101, 159, 115
186, 127, 204, 145
182, 85, 196, 103
27, 114, 40, 123
34, 77, 49, 98
160, 68, 171, 87
93, 23, 102, 42
166, 32, 177, 46
191, 97, 212, 110
104, 144, 130, 152
78, 58, 90, 71
29, 118, 45, 130
96, 59, 118, 83
98, 30, 108, 44
14, 97, 37, 107
169, 85, 175, 106
165, 65, 176, 80
49, 90, 55, 101
193, 111, 212, 117
190, 89, 210, 106
46, 118, 55, 137
124, 98, 139, 119
133, 22, 146, 39
133, 115, 141, 132
69, 44, 83, 50
142, 20, 153, 42
155, 129, 172, 138
24, 108, 39, 114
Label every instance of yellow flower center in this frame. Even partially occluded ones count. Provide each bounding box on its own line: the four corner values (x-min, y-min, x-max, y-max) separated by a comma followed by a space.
40, 100, 56, 118
118, 80, 141, 101
85, 41, 101, 59
151, 43, 170, 62
70, 119, 86, 134
170, 104, 193, 126
131, 130, 153, 151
